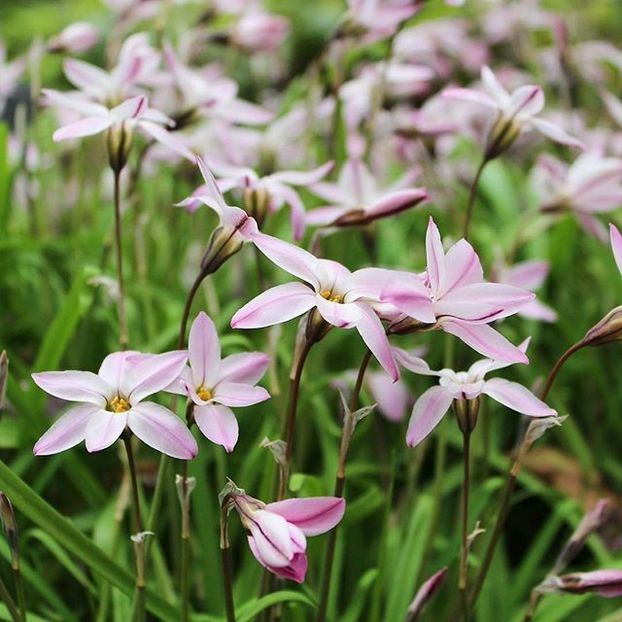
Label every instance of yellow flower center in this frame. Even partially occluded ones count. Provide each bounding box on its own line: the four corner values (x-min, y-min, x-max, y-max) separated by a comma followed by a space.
320, 290, 343, 303
109, 395, 130, 413
197, 386, 213, 401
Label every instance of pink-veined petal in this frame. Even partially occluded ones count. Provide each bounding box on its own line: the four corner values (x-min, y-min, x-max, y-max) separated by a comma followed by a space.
139, 120, 195, 160
63, 58, 109, 93
392, 347, 438, 376
128, 402, 198, 459
231, 283, 315, 329
481, 65, 511, 107
507, 85, 544, 118
53, 116, 112, 142
355, 304, 399, 381
482, 378, 556, 418
441, 87, 498, 109
194, 403, 239, 452
247, 510, 294, 566
441, 239, 483, 296
610, 224, 622, 276
218, 352, 270, 385
188, 312, 221, 389
251, 232, 320, 288
110, 95, 147, 122
33, 404, 100, 455
268, 161, 334, 186
85, 411, 127, 452
441, 321, 528, 364
366, 188, 428, 221
213, 382, 270, 407
380, 272, 435, 324
125, 350, 189, 404
408, 567, 449, 621
265, 497, 345, 536
247, 537, 307, 582
406, 386, 453, 448
315, 297, 361, 328
425, 217, 446, 295
529, 117, 586, 149
98, 351, 141, 393
41, 88, 108, 117
32, 371, 109, 406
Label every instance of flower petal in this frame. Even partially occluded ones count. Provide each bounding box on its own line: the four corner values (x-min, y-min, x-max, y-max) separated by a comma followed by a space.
231, 282, 315, 329
366, 372, 410, 422
425, 217, 446, 295
194, 403, 239, 452
188, 312, 221, 389
32, 371, 109, 406
53, 116, 112, 142
85, 411, 127, 452
247, 510, 295, 567
354, 304, 399, 381
381, 272, 435, 323
269, 161, 334, 186
610, 224, 622, 276
126, 350, 189, 404
109, 95, 147, 122
507, 85, 544, 118
529, 117, 585, 149
441, 87, 498, 109
406, 386, 453, 448
128, 402, 198, 459
218, 352, 270, 385
482, 378, 556, 418
265, 497, 345, 536
247, 537, 307, 582
213, 382, 270, 407
441, 239, 483, 296
33, 404, 100, 455
139, 121, 195, 160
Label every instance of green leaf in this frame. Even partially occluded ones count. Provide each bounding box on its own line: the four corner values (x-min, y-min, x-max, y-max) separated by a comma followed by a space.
236, 590, 316, 621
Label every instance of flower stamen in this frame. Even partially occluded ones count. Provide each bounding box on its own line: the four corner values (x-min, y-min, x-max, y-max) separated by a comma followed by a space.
109, 395, 130, 413
197, 386, 213, 401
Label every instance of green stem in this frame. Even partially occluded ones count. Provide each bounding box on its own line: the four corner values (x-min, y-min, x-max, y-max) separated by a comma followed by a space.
315, 349, 371, 622
180, 461, 191, 622
459, 432, 471, 622
113, 169, 129, 350
0, 572, 20, 622
220, 510, 236, 622
462, 158, 488, 242
467, 341, 585, 613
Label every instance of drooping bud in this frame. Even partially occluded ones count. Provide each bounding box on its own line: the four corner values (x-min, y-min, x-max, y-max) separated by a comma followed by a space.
453, 396, 480, 435
305, 308, 332, 344
386, 317, 436, 336
107, 122, 134, 174
200, 226, 245, 275
539, 570, 622, 598
243, 187, 270, 227
484, 114, 522, 160
583, 306, 622, 347
407, 567, 448, 622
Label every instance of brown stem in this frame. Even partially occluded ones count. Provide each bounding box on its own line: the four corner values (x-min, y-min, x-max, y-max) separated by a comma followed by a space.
113, 169, 129, 350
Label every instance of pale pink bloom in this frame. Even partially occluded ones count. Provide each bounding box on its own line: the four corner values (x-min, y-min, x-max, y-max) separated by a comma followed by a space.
32, 351, 198, 459
167, 312, 270, 452
231, 10, 289, 53
407, 567, 448, 621
176, 157, 259, 243
540, 570, 622, 598
492, 259, 557, 323
443, 65, 584, 149
345, 0, 420, 43
202, 160, 333, 239
610, 224, 622, 276
42, 91, 193, 160
534, 152, 622, 241
399, 339, 556, 447
307, 157, 427, 228
232, 491, 345, 582
164, 45, 272, 125
382, 218, 533, 363
48, 22, 99, 54
61, 33, 160, 103
232, 232, 407, 380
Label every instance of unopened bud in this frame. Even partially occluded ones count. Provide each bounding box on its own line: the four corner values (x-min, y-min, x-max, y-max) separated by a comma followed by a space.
485, 114, 521, 160
453, 397, 480, 435
200, 225, 244, 275
0, 493, 19, 570
243, 187, 270, 227
387, 317, 436, 336
583, 306, 622, 347
305, 308, 332, 343
107, 122, 133, 174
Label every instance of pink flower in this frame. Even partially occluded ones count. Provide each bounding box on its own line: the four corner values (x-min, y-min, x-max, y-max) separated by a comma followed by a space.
443, 65, 584, 151
164, 45, 272, 126
407, 567, 448, 621
167, 312, 270, 452
345, 0, 419, 43
610, 223, 622, 277
398, 339, 556, 447
60, 33, 160, 103
202, 159, 334, 239
540, 570, 622, 598
535, 151, 622, 241
491, 258, 557, 322
48, 22, 99, 54
232, 232, 406, 380
230, 10, 290, 53
32, 351, 198, 459
42, 91, 193, 160
308, 157, 427, 228
231, 491, 345, 582
382, 218, 533, 363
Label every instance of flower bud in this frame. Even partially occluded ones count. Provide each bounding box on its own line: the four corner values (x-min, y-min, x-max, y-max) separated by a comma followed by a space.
305, 308, 332, 343
243, 187, 270, 227
540, 570, 622, 598
48, 22, 99, 53
200, 225, 245, 275
107, 122, 133, 174
484, 114, 522, 160
453, 396, 480, 435
583, 306, 622, 347
387, 317, 436, 336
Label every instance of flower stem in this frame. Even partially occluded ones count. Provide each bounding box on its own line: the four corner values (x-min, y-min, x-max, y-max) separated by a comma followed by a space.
522, 589, 542, 622
459, 431, 471, 622
462, 158, 488, 242
123, 435, 145, 622
0, 573, 20, 622
113, 169, 129, 350
220, 508, 236, 622
315, 348, 371, 622
180, 461, 191, 622
279, 338, 314, 500
467, 341, 585, 614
